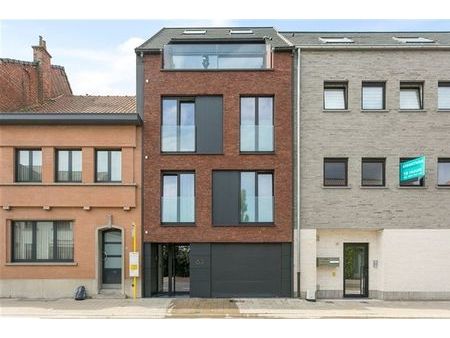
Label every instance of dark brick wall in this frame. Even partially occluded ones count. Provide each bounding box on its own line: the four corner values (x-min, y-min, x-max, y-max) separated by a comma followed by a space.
142, 51, 294, 243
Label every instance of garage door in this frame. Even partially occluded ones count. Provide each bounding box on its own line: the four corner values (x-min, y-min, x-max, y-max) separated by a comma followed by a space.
210, 243, 290, 297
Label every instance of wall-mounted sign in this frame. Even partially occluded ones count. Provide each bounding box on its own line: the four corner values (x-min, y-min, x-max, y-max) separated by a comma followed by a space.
129, 251, 139, 277
400, 156, 426, 182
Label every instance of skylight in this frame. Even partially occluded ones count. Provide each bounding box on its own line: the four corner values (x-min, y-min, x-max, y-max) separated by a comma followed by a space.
393, 36, 435, 43
230, 29, 254, 34
319, 37, 354, 44
183, 30, 207, 35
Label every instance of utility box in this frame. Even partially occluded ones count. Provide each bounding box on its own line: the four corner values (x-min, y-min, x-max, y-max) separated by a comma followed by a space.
317, 257, 340, 267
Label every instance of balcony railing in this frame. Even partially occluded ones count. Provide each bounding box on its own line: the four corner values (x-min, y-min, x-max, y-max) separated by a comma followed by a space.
161, 125, 196, 152
240, 125, 274, 152
161, 196, 195, 223
240, 196, 274, 223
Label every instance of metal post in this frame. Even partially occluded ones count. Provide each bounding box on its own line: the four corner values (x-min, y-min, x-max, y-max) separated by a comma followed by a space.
132, 222, 137, 300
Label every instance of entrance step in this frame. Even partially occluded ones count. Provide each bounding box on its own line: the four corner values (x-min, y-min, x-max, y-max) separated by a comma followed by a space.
92, 289, 126, 299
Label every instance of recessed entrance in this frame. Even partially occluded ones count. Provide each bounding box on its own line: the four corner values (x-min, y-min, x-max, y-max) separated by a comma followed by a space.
102, 229, 122, 288
156, 244, 190, 296
343, 243, 369, 297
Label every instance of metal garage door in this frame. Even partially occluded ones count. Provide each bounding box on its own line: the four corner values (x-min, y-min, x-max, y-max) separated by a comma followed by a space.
210, 243, 289, 297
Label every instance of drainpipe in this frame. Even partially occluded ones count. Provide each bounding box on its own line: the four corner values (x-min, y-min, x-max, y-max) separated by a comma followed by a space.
296, 47, 301, 298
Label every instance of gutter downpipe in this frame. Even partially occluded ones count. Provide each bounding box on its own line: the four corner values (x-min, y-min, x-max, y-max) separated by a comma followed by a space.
296, 46, 301, 298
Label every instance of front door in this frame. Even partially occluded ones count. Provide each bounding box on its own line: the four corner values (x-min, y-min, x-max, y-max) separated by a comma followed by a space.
156, 244, 190, 296
343, 243, 369, 297
102, 229, 122, 286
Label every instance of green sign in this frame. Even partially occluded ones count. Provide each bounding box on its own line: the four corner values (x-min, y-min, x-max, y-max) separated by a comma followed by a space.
400, 156, 426, 182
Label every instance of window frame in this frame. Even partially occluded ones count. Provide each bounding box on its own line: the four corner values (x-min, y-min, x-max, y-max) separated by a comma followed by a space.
361, 158, 386, 187
323, 81, 348, 110
399, 81, 424, 110
438, 82, 450, 110
239, 95, 275, 153
361, 81, 386, 110
160, 97, 197, 153
15, 148, 42, 183
238, 170, 274, 224
95, 149, 122, 183
55, 149, 82, 183
160, 171, 196, 225
399, 157, 425, 187
437, 158, 450, 187
323, 158, 349, 187
11, 220, 74, 263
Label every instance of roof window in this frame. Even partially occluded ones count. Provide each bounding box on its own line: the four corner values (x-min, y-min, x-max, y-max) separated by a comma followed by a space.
319, 37, 354, 44
230, 29, 254, 34
182, 30, 207, 35
393, 36, 434, 43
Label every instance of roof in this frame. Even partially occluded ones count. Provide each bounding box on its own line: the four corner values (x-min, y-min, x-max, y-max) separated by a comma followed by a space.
280, 31, 450, 47
14, 95, 136, 114
136, 27, 292, 52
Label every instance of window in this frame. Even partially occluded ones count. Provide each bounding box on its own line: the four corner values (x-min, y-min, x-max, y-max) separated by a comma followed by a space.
16, 149, 42, 182
12, 221, 73, 262
162, 172, 195, 223
324, 82, 348, 110
96, 150, 121, 182
56, 150, 82, 182
230, 29, 253, 34
240, 172, 273, 223
362, 158, 386, 186
240, 96, 274, 152
319, 37, 354, 44
162, 98, 195, 152
400, 82, 423, 110
324, 158, 348, 186
362, 82, 386, 110
163, 43, 270, 70
182, 30, 206, 35
393, 37, 434, 43
438, 158, 450, 186
438, 82, 450, 110
399, 158, 425, 187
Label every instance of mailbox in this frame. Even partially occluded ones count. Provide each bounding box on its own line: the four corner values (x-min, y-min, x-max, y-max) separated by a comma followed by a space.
317, 257, 340, 267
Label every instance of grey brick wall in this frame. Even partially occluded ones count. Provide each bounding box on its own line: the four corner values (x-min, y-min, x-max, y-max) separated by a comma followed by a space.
298, 49, 450, 229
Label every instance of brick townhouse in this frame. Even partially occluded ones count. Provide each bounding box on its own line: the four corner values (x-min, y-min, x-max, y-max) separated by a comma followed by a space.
0, 37, 142, 298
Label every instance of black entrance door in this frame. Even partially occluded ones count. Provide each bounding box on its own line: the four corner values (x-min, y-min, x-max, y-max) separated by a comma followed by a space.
343, 243, 369, 297
156, 244, 190, 296
102, 230, 122, 285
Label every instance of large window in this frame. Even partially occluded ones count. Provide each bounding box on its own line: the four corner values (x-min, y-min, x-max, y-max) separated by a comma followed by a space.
162, 172, 195, 223
324, 158, 348, 186
438, 158, 450, 186
400, 82, 423, 110
240, 172, 273, 223
56, 150, 82, 182
162, 98, 195, 152
163, 43, 270, 70
96, 150, 121, 182
12, 221, 73, 262
362, 158, 385, 186
324, 82, 348, 110
240, 96, 274, 152
16, 149, 42, 182
399, 158, 425, 187
438, 82, 450, 110
362, 82, 386, 110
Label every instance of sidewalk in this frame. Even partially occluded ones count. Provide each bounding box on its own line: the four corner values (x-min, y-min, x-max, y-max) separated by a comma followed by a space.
1, 298, 450, 319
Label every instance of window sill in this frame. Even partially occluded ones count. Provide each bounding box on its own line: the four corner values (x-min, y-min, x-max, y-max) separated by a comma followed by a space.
436, 185, 450, 189
398, 109, 426, 113
322, 109, 351, 113
0, 183, 137, 187
6, 262, 78, 266
361, 109, 390, 113
160, 152, 224, 155
360, 185, 389, 189
240, 151, 275, 155
322, 185, 351, 189
397, 186, 428, 189
161, 223, 196, 227
437, 109, 450, 112
160, 68, 273, 72
213, 223, 275, 227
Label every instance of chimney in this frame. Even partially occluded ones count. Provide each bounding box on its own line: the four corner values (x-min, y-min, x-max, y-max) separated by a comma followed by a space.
32, 36, 52, 103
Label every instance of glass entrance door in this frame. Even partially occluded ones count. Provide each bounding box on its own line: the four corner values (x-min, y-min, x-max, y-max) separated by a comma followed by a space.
102, 229, 122, 286
157, 244, 190, 296
343, 243, 369, 297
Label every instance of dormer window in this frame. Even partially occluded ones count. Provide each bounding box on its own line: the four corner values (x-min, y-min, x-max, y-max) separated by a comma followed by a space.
393, 36, 434, 43
182, 30, 206, 35
319, 37, 354, 44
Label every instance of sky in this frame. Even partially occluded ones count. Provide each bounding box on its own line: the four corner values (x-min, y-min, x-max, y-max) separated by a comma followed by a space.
1, 20, 450, 96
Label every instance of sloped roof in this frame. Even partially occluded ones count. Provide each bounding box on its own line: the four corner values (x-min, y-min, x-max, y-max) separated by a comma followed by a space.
136, 27, 292, 52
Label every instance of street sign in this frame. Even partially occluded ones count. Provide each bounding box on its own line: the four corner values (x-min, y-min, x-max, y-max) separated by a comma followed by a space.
400, 156, 426, 182
129, 251, 139, 277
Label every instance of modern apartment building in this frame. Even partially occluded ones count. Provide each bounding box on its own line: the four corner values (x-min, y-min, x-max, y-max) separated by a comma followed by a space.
0, 38, 142, 298
284, 32, 450, 300
137, 27, 294, 297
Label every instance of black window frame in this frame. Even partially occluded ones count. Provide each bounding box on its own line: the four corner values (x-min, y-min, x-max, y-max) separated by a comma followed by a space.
323, 158, 348, 187
15, 148, 42, 183
55, 149, 82, 183
361, 81, 386, 110
437, 158, 450, 187
361, 158, 386, 187
238, 170, 274, 224
95, 149, 122, 183
399, 157, 425, 187
161, 171, 196, 225
161, 97, 197, 153
438, 82, 450, 110
399, 81, 424, 110
239, 95, 275, 153
323, 81, 348, 110
11, 220, 74, 263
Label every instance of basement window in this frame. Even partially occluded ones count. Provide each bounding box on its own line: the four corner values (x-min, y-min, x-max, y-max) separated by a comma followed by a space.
393, 37, 434, 43
319, 37, 354, 44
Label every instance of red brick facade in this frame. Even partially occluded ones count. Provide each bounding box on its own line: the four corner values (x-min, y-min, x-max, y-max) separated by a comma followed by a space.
143, 51, 294, 243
